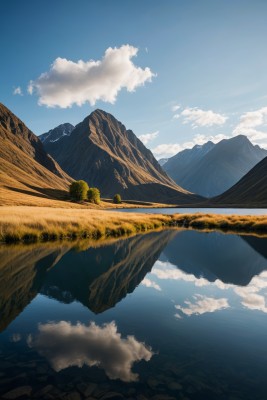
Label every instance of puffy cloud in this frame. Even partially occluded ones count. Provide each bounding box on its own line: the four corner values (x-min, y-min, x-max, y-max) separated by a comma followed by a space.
180, 107, 227, 127
13, 86, 23, 96
138, 131, 159, 145
175, 294, 229, 317
141, 278, 161, 291
27, 321, 153, 382
233, 106, 267, 146
28, 45, 155, 108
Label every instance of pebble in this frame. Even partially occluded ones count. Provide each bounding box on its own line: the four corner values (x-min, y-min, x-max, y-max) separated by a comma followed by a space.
99, 393, 124, 400
2, 385, 32, 399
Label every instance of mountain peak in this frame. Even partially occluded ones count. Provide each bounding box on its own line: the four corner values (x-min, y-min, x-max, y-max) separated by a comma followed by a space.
39, 122, 75, 144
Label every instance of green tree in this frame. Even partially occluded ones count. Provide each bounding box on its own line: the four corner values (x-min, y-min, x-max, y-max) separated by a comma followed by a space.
69, 180, 89, 201
113, 193, 121, 204
87, 187, 101, 205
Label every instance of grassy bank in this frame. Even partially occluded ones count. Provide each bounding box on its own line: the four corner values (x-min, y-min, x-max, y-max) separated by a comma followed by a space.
0, 207, 266, 243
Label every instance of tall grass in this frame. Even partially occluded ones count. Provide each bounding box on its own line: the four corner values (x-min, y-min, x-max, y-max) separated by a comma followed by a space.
0, 207, 266, 243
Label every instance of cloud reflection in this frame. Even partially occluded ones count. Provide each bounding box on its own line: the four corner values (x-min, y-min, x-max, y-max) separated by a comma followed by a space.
141, 278, 161, 291
152, 260, 267, 315
28, 321, 153, 382
175, 294, 229, 317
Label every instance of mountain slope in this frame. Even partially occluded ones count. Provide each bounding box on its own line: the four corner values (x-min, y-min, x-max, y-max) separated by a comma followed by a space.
0, 103, 72, 206
212, 156, 267, 207
43, 109, 202, 204
162, 135, 267, 197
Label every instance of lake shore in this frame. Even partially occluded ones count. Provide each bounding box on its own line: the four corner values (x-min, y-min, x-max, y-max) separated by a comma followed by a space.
1, 206, 267, 243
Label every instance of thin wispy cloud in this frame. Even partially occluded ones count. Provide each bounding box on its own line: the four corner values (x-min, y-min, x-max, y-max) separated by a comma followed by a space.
138, 131, 159, 145
28, 45, 155, 108
172, 104, 180, 112
13, 86, 23, 96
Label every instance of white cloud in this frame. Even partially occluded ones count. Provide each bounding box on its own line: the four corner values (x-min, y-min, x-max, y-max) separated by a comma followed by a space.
192, 133, 229, 145
175, 294, 229, 317
13, 86, 23, 96
28, 45, 155, 108
233, 106, 267, 146
27, 321, 153, 382
152, 143, 184, 158
172, 104, 180, 112
141, 278, 161, 291
152, 263, 210, 287
138, 131, 159, 145
181, 107, 227, 127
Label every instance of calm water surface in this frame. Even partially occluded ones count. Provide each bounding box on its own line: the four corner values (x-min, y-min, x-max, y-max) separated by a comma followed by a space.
116, 207, 267, 215
1, 230, 267, 399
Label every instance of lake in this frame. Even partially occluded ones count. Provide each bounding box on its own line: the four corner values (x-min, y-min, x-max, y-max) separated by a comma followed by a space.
0, 229, 267, 399
116, 207, 267, 215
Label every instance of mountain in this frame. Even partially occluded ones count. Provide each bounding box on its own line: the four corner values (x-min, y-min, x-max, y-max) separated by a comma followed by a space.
212, 156, 267, 207
163, 141, 215, 176
39, 123, 74, 145
0, 103, 72, 206
42, 109, 202, 204
162, 135, 267, 197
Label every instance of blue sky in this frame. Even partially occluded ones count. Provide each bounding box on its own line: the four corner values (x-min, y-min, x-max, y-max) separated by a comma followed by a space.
2, 0, 267, 158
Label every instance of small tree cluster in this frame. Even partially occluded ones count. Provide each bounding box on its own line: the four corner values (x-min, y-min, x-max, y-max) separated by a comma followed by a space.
87, 187, 100, 205
69, 180, 89, 201
113, 194, 121, 204
69, 181, 101, 204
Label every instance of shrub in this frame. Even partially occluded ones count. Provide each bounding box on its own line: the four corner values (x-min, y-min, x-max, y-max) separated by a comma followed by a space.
113, 194, 121, 204
69, 180, 89, 201
87, 187, 101, 204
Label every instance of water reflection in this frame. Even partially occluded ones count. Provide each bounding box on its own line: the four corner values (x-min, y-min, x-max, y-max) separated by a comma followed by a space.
1, 229, 267, 399
28, 321, 153, 382
162, 230, 267, 285
0, 231, 173, 332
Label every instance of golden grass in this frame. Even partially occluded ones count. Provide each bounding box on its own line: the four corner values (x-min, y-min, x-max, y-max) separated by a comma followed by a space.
0, 207, 266, 243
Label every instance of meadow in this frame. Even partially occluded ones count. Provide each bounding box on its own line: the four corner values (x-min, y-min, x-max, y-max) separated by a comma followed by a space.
0, 206, 266, 243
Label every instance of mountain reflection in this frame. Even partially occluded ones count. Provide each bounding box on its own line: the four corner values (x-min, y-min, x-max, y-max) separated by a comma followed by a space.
40, 230, 173, 312
28, 320, 153, 382
162, 230, 267, 286
0, 229, 267, 332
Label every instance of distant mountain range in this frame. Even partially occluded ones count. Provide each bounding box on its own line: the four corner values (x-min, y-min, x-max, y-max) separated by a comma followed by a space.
41, 109, 202, 204
162, 135, 267, 197
0, 103, 71, 206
